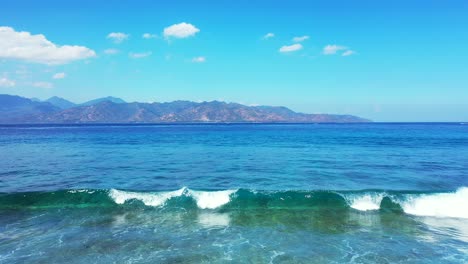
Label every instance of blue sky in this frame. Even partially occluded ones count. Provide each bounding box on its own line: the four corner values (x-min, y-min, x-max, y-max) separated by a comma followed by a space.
0, 0, 467, 121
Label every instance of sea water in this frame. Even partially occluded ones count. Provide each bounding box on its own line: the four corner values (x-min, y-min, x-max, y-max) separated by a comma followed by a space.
0, 123, 467, 263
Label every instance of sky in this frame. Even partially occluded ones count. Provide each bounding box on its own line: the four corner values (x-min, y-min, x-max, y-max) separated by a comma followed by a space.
0, 0, 467, 121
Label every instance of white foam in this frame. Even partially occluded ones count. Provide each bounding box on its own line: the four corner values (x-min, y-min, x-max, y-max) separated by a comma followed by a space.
109, 188, 186, 207
346, 194, 384, 211
401, 187, 468, 219
68, 189, 95, 194
108, 188, 237, 209
189, 189, 237, 209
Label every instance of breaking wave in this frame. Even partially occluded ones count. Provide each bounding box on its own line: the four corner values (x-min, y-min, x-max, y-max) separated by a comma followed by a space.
398, 187, 468, 219
109, 188, 236, 209
109, 188, 186, 207
1, 187, 467, 219
343, 193, 385, 211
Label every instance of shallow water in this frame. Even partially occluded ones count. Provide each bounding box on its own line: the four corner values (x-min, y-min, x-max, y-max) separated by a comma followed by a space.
0, 123, 467, 263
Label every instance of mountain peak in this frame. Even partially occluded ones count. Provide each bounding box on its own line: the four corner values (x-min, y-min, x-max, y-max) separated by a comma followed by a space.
80, 97, 126, 106
46, 96, 76, 109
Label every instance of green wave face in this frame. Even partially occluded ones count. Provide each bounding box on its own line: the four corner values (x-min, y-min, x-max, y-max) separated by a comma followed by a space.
0, 190, 116, 209
0, 189, 372, 210
1, 188, 466, 219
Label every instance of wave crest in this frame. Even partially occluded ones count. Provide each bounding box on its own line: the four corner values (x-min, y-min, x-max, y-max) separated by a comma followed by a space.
189, 189, 237, 209
399, 187, 468, 219
2, 188, 467, 219
108, 188, 237, 209
109, 188, 186, 207
344, 193, 385, 211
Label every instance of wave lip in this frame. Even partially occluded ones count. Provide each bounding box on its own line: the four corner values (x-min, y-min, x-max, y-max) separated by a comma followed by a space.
189, 189, 237, 209
108, 188, 237, 209
343, 187, 468, 219
109, 188, 186, 207
400, 187, 468, 219
3, 187, 467, 219
344, 193, 384, 211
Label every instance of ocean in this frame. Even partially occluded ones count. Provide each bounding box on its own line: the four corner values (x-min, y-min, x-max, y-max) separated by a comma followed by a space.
0, 123, 467, 263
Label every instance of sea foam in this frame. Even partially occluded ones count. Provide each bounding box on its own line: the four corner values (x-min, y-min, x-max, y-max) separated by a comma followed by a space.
189, 189, 237, 209
344, 193, 384, 211
108, 188, 236, 209
109, 188, 186, 207
344, 188, 468, 218
400, 187, 468, 219
107, 187, 468, 218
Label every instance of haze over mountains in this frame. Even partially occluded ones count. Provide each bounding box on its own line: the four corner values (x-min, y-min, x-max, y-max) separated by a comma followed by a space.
0, 94, 370, 124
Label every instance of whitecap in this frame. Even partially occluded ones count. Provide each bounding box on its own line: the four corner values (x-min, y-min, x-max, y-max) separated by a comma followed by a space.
400, 187, 468, 219
68, 189, 94, 194
345, 193, 384, 211
109, 188, 186, 207
108, 188, 237, 209
189, 189, 237, 209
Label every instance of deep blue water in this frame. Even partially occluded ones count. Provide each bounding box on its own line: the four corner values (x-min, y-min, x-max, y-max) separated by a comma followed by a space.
0, 123, 467, 263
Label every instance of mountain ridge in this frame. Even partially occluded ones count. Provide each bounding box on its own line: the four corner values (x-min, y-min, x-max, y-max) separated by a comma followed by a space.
0, 94, 371, 123
45, 96, 76, 109
80, 96, 126, 106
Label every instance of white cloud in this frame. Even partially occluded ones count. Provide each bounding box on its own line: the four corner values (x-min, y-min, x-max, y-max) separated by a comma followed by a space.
104, 48, 119, 55
263, 33, 275, 39
292, 35, 309, 42
129, 52, 152, 59
0, 26, 96, 65
342, 50, 356, 56
0, 77, 15, 87
107, 32, 129, 44
163, 22, 200, 39
279, 43, 303, 53
142, 33, 157, 39
33, 81, 53, 89
53, 72, 66, 79
323, 44, 347, 55
192, 56, 206, 63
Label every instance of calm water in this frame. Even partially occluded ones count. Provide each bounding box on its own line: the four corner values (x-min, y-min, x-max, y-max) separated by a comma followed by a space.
0, 123, 467, 263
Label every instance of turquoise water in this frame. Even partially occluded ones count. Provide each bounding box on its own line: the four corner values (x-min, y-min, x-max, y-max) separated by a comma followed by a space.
0, 123, 467, 263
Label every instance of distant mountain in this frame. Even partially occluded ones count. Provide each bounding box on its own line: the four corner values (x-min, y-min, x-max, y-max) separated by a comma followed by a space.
0, 94, 371, 124
46, 96, 76, 109
80, 96, 126, 106
0, 94, 60, 123
40, 100, 370, 123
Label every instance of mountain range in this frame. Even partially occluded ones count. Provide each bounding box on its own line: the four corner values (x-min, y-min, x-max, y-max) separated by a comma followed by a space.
0, 94, 370, 124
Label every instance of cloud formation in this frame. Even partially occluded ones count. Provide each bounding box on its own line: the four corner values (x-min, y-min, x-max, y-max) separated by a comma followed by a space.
107, 32, 129, 44
0, 77, 15, 87
292, 36, 309, 42
192, 56, 206, 63
279, 43, 303, 53
342, 50, 355, 56
33, 81, 53, 89
53, 72, 66, 79
142, 33, 157, 39
263, 33, 275, 39
163, 23, 200, 39
0, 26, 96, 65
129, 52, 152, 59
104, 48, 119, 55
323, 45, 347, 55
